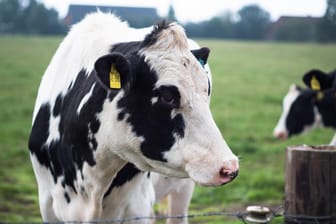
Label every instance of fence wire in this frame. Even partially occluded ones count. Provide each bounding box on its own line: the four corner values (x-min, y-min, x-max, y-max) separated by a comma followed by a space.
284, 214, 336, 224
3, 205, 336, 224
2, 205, 282, 224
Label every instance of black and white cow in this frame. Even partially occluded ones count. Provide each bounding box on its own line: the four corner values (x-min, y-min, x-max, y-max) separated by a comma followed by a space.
102, 32, 212, 224
273, 84, 336, 144
28, 12, 238, 222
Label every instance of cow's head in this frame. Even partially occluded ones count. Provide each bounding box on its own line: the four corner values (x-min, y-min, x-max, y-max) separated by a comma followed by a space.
273, 84, 331, 139
94, 22, 238, 186
302, 69, 336, 91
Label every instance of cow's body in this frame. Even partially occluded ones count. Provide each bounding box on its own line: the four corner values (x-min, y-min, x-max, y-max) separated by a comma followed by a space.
29, 12, 238, 222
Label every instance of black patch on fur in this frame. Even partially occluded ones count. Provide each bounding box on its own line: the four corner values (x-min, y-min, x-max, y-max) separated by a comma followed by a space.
142, 20, 171, 47
29, 104, 52, 169
285, 90, 316, 136
53, 94, 63, 116
111, 41, 142, 55
64, 192, 71, 203
316, 90, 336, 128
207, 78, 211, 96
103, 163, 141, 198
116, 56, 185, 161
29, 69, 113, 192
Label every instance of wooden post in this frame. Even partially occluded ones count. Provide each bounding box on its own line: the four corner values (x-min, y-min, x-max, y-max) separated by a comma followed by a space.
285, 145, 336, 224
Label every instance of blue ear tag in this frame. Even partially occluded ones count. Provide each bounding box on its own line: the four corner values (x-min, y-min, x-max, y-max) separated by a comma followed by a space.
198, 58, 205, 68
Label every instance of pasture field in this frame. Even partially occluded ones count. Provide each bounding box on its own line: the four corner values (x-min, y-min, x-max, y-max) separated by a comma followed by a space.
0, 35, 335, 223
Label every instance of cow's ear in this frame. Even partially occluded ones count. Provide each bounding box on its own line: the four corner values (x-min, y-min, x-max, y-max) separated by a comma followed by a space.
94, 53, 133, 91
302, 69, 332, 90
191, 47, 210, 67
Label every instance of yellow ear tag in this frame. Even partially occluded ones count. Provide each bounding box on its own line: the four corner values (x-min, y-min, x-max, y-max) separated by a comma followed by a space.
310, 75, 321, 91
109, 64, 121, 89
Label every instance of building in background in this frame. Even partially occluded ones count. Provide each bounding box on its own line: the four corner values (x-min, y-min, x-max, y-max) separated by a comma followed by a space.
64, 4, 161, 28
266, 16, 321, 42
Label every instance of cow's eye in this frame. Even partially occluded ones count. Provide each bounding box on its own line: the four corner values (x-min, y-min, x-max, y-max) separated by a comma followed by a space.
156, 86, 180, 108
160, 91, 174, 104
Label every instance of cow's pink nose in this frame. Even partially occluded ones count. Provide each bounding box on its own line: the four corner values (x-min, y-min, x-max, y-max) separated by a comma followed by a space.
218, 159, 239, 185
275, 131, 288, 140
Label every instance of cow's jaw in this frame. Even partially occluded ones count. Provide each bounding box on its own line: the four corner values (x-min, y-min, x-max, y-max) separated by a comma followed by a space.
163, 101, 239, 187
115, 146, 189, 178
165, 139, 239, 187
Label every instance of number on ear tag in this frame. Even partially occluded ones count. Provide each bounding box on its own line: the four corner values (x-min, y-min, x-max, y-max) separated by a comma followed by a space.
109, 64, 121, 89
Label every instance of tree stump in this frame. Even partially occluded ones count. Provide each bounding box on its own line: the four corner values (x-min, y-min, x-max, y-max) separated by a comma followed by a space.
285, 145, 336, 224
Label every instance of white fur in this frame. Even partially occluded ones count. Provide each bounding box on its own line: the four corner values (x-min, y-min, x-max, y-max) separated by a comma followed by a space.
30, 12, 237, 222
330, 134, 336, 145
77, 84, 96, 114
102, 172, 155, 222
151, 173, 194, 224
273, 84, 300, 137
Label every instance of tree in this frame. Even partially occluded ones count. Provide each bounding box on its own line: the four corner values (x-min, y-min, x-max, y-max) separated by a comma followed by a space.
18, 0, 66, 34
167, 4, 177, 22
236, 4, 271, 40
318, 0, 336, 42
272, 18, 318, 42
0, 0, 21, 33
0, 0, 66, 34
184, 11, 236, 39
325, 0, 336, 22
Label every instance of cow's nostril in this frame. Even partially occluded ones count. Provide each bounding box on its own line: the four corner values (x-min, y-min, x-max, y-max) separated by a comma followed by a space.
219, 168, 239, 181
275, 131, 288, 140
219, 168, 230, 179
229, 170, 239, 179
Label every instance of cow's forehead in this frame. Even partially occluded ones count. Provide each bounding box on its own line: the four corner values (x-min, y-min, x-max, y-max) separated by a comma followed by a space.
141, 51, 209, 105
139, 24, 209, 100
142, 22, 189, 52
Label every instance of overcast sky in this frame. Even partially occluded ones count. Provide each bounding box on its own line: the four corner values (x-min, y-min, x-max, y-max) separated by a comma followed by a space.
41, 0, 327, 23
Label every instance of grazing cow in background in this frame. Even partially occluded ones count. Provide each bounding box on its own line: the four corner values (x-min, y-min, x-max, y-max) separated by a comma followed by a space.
273, 84, 336, 145
28, 12, 238, 222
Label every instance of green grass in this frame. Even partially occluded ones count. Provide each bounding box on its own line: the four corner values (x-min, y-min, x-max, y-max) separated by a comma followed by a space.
0, 35, 62, 222
0, 36, 335, 223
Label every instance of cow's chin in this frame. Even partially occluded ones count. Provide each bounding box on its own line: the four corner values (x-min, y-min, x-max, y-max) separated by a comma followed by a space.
117, 151, 189, 178
142, 158, 189, 178
197, 178, 235, 187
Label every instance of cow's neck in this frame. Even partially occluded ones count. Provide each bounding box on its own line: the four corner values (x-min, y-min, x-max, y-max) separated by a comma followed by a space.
85, 151, 127, 195
316, 94, 336, 129
84, 94, 136, 195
